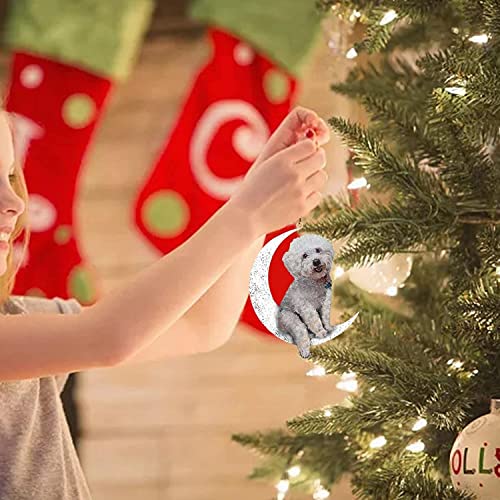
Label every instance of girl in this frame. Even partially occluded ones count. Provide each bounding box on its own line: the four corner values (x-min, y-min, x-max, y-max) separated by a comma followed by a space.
0, 105, 330, 498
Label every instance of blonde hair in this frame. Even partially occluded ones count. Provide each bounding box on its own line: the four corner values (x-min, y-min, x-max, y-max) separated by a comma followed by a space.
0, 104, 31, 312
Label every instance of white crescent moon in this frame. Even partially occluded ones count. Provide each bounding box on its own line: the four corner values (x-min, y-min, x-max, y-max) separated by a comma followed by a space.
248, 228, 359, 345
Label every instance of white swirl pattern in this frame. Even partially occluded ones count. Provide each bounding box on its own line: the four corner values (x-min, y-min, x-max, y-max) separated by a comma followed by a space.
189, 100, 270, 200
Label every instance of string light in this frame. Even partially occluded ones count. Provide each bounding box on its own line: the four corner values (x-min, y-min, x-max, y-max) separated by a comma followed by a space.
385, 285, 398, 296
276, 479, 289, 493
287, 466, 301, 478
323, 409, 332, 417
334, 266, 345, 278
469, 34, 489, 44
307, 365, 326, 377
379, 10, 398, 26
313, 483, 330, 500
349, 10, 362, 22
447, 359, 464, 370
346, 47, 358, 59
370, 436, 387, 448
406, 440, 425, 452
347, 177, 368, 189
336, 371, 358, 392
412, 418, 428, 431
445, 86, 466, 96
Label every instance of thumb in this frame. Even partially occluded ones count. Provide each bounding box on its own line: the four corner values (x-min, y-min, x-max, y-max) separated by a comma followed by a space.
255, 106, 329, 165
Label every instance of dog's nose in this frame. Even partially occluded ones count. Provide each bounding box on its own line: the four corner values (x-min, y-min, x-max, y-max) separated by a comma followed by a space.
313, 258, 321, 266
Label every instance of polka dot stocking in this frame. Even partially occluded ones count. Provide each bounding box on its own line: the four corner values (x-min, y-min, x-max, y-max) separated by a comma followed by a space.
5, 51, 110, 304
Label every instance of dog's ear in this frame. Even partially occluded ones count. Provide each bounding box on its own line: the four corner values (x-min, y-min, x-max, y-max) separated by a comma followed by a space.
282, 251, 297, 277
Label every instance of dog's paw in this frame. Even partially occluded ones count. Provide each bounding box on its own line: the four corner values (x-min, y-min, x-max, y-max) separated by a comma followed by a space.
298, 347, 311, 359
315, 328, 329, 339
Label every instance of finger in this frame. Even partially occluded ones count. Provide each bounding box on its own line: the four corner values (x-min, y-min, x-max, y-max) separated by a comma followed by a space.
314, 117, 331, 147
273, 138, 318, 164
305, 167, 328, 192
294, 148, 327, 179
255, 107, 320, 163
304, 190, 323, 213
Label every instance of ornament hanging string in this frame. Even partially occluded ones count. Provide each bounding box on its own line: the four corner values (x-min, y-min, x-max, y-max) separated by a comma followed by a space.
295, 126, 320, 232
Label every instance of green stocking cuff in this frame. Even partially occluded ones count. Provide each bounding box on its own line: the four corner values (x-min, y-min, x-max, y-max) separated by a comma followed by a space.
2, 0, 154, 81
188, 0, 322, 76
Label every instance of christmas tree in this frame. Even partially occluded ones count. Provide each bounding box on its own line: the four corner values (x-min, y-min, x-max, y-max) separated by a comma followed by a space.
233, 1, 499, 499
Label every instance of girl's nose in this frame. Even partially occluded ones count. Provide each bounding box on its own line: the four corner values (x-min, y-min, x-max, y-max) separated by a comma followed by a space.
0, 188, 25, 218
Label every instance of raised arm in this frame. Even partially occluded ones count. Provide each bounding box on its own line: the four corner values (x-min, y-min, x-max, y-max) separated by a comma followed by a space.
0, 107, 328, 380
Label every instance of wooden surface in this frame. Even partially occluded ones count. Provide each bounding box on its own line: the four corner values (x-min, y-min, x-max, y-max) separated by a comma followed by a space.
0, 26, 362, 500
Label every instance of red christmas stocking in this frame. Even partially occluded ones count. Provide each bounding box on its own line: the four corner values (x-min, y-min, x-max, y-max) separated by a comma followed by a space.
133, 27, 297, 250
6, 52, 112, 303
133, 27, 300, 338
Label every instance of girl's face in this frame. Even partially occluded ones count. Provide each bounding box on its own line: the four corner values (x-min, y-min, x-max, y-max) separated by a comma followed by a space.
0, 111, 25, 276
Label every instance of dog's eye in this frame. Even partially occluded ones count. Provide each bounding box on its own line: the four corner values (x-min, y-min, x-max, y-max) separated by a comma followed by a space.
302, 253, 307, 259
316, 248, 321, 253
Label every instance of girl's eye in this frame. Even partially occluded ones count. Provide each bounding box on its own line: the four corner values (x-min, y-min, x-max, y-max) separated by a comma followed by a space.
302, 253, 308, 259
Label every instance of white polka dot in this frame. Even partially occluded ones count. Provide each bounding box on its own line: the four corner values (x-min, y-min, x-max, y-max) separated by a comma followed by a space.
234, 43, 254, 65
27, 194, 57, 232
20, 65, 44, 89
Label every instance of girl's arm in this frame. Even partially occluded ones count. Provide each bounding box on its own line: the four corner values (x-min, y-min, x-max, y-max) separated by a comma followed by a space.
181, 233, 266, 350
122, 232, 266, 365
0, 107, 328, 380
0, 202, 256, 381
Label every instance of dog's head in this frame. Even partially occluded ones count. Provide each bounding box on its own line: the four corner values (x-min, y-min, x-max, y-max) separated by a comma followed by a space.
282, 234, 334, 281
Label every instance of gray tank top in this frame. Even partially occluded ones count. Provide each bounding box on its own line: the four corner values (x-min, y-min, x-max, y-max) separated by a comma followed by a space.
0, 295, 92, 499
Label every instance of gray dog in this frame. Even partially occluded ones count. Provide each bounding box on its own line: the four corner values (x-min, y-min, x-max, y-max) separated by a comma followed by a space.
276, 233, 335, 359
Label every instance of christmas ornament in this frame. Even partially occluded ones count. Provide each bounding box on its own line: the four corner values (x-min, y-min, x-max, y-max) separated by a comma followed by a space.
248, 228, 359, 359
348, 254, 413, 295
450, 399, 500, 499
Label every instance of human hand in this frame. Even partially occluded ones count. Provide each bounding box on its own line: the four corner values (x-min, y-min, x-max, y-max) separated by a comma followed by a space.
226, 136, 328, 238
250, 106, 330, 170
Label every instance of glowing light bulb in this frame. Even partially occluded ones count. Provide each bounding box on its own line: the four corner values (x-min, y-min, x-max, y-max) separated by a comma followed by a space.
380, 10, 397, 26
385, 285, 398, 296
313, 485, 330, 499
334, 266, 345, 278
346, 47, 358, 59
349, 10, 362, 22
469, 34, 489, 44
287, 465, 301, 478
307, 365, 326, 377
445, 86, 466, 96
406, 440, 425, 452
370, 436, 387, 448
336, 371, 358, 392
276, 479, 289, 493
347, 177, 368, 189
324, 409, 332, 417
277, 493, 286, 500
412, 418, 428, 431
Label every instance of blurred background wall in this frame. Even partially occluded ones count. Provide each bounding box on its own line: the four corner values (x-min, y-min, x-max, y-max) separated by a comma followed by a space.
0, 2, 363, 499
